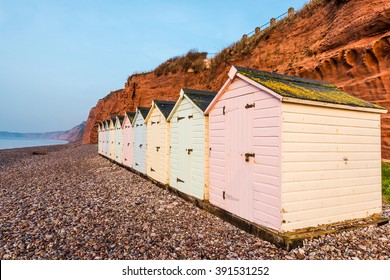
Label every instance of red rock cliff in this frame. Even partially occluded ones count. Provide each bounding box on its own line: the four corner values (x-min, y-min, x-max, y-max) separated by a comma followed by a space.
82, 0, 390, 158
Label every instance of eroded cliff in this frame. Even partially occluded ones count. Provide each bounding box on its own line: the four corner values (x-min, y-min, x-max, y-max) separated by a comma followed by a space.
83, 0, 390, 157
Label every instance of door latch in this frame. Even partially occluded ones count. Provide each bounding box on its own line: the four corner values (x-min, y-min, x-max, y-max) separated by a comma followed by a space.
186, 148, 193, 155
150, 167, 155, 172
245, 153, 255, 162
245, 103, 255, 109
156, 146, 160, 151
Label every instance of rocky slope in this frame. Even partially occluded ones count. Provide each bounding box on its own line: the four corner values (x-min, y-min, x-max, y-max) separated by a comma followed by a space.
1, 121, 86, 143
82, 0, 390, 158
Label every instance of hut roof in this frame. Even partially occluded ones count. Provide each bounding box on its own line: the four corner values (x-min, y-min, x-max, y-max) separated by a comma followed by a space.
183, 88, 217, 112
138, 107, 151, 119
154, 100, 176, 119
116, 116, 125, 126
236, 66, 384, 110
125, 111, 136, 123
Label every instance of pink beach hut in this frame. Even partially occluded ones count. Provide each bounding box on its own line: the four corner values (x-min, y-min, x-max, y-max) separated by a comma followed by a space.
122, 112, 136, 168
205, 66, 386, 232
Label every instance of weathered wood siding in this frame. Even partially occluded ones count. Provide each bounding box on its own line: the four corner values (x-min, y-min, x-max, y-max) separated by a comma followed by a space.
133, 113, 147, 174
170, 98, 208, 200
115, 121, 123, 164
209, 78, 282, 230
122, 116, 134, 168
146, 107, 170, 185
280, 103, 382, 231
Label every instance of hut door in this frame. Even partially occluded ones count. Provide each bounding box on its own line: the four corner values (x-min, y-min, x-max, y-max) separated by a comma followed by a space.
225, 93, 254, 222
177, 113, 192, 195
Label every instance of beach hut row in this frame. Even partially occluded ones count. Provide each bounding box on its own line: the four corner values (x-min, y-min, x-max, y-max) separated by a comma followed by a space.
98, 65, 387, 234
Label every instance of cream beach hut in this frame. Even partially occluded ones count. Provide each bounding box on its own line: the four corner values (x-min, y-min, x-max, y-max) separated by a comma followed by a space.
122, 112, 136, 168
167, 88, 217, 200
104, 120, 110, 158
108, 117, 117, 161
115, 116, 125, 164
133, 107, 150, 174
145, 100, 176, 185
205, 66, 386, 232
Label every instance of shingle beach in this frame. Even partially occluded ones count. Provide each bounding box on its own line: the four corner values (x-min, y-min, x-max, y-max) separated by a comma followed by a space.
0, 144, 389, 260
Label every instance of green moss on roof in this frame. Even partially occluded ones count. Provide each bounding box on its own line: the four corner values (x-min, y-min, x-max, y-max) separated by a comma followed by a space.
236, 66, 384, 110
126, 111, 136, 123
154, 100, 176, 119
183, 88, 217, 112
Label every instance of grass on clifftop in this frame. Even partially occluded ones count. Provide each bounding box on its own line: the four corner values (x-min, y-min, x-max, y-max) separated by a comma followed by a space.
382, 162, 390, 204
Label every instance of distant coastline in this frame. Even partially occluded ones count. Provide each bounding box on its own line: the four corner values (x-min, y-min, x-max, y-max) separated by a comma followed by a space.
0, 135, 68, 150
0, 121, 86, 144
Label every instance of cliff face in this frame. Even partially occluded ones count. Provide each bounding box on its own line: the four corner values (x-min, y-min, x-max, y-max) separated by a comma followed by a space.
83, 0, 390, 158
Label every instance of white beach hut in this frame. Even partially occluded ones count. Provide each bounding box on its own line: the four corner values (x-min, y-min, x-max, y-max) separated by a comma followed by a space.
205, 66, 387, 232
133, 107, 150, 174
104, 120, 109, 158
167, 88, 217, 200
115, 115, 125, 164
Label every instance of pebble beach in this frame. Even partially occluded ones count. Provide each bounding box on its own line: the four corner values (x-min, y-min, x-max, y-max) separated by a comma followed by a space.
0, 144, 389, 260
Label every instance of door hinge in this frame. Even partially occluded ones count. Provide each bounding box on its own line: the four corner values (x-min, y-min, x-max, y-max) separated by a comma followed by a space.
245, 103, 255, 109
177, 177, 184, 183
223, 191, 225, 200
188, 115, 193, 119
177, 116, 185, 121
223, 106, 225, 115
245, 153, 255, 162
151, 121, 156, 125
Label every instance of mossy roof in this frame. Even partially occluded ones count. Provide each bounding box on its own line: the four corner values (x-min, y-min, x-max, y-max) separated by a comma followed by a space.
116, 116, 125, 126
154, 100, 176, 119
236, 66, 384, 110
138, 107, 151, 119
183, 88, 217, 112
125, 111, 136, 123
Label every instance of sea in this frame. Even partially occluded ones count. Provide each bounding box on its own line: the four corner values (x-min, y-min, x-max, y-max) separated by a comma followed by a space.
0, 136, 68, 150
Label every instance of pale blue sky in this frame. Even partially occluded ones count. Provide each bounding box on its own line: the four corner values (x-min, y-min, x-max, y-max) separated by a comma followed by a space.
0, 0, 308, 133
